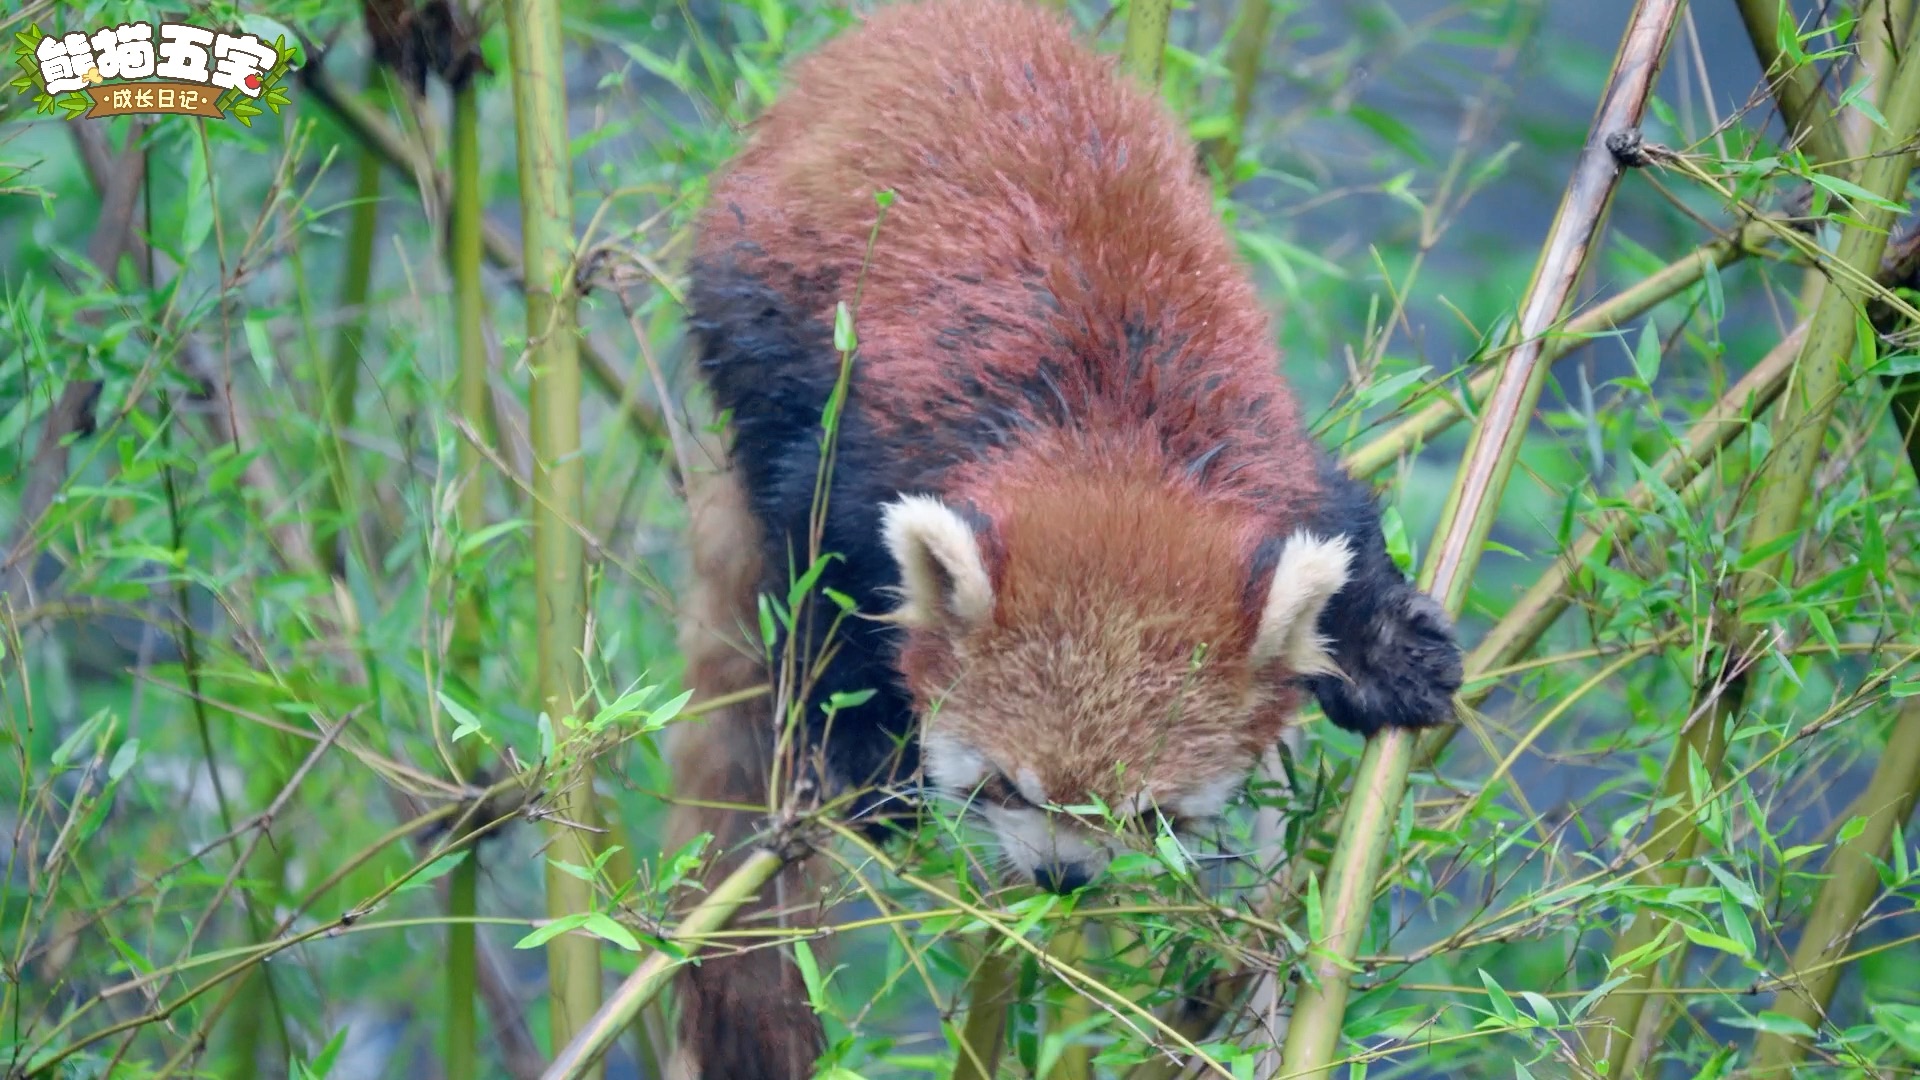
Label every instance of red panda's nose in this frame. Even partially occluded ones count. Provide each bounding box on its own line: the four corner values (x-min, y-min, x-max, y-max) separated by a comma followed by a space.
1036, 862, 1096, 894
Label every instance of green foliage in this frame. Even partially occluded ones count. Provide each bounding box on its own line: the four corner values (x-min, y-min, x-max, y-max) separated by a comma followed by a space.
1, 0, 1917, 1078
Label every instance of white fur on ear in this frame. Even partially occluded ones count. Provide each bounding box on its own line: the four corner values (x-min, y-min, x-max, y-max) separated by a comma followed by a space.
1251, 531, 1352, 676
881, 495, 995, 629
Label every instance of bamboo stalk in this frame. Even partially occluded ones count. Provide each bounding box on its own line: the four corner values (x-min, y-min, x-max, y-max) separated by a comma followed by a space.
297, 64, 667, 448
1857, 0, 1920, 544
1049, 926, 1096, 1080
506, 0, 599, 1067
1592, 691, 1735, 1075
1749, 698, 1920, 1072
1210, 0, 1275, 174
444, 68, 491, 1080
1274, 4, 1684, 1076
312, 73, 384, 576
953, 945, 1019, 1080
1733, 0, 1848, 167
540, 849, 788, 1080
1122, 0, 1174, 84
1581, 12, 1920, 1074
1747, 14, 1920, 1048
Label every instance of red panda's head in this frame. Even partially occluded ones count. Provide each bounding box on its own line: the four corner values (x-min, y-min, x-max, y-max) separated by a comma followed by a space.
880, 463, 1351, 893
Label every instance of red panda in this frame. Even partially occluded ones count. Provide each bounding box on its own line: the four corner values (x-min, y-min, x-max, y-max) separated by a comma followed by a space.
664, 1, 1463, 1076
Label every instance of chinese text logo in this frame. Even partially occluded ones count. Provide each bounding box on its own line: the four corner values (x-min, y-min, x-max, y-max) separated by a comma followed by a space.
12, 19, 299, 125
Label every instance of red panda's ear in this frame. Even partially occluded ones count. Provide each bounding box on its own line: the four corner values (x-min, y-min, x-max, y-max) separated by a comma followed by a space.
881, 495, 997, 631
1250, 532, 1353, 676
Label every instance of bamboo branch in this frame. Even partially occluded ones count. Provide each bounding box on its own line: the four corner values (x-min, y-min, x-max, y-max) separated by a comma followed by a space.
539, 849, 788, 1080
1341, 218, 1773, 480
1274, 3, 1684, 1076
506, 0, 600, 1067
1455, 321, 1802, 725
1581, 11, 1920, 1073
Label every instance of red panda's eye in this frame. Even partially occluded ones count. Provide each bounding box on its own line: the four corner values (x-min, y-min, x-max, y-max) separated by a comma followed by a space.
975, 773, 1030, 809
1130, 807, 1180, 834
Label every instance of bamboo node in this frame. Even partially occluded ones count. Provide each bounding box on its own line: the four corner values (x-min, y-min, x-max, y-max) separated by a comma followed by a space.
1606, 128, 1652, 168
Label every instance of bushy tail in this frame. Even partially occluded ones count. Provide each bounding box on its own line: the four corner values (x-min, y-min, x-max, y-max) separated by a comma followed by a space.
664, 446, 829, 1080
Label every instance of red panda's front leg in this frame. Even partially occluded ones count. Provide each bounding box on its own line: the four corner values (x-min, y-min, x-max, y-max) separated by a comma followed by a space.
1300, 453, 1465, 736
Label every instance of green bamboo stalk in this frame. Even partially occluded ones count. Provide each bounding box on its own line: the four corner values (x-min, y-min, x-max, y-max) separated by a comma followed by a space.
444, 70, 490, 1080
540, 849, 787, 1080
298, 65, 668, 449
1584, 692, 1734, 1076
1742, 140, 1920, 589
1209, 0, 1275, 174
1581, 13, 1920, 1073
1839, 0, 1914, 160
1122, 0, 1174, 84
1747, 18, 1920, 1047
1893, 376, 1920, 473
1274, 4, 1684, 1076
1734, 0, 1848, 167
1048, 927, 1096, 1080
1855, 0, 1920, 515
1749, 698, 1920, 1072
1342, 219, 1772, 480
312, 73, 384, 576
953, 945, 1019, 1080
506, 0, 599, 1066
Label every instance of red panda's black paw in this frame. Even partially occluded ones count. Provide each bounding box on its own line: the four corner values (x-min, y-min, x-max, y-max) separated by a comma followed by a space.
1308, 590, 1463, 737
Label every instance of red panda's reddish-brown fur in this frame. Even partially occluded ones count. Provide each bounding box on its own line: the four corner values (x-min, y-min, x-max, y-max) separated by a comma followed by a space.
695, 0, 1319, 515
664, 2, 1463, 1077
